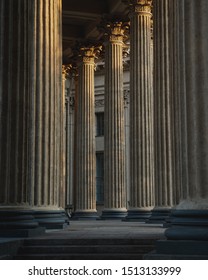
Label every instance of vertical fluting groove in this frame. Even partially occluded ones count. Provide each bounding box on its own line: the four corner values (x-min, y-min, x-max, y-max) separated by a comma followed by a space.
58, 0, 64, 208
53, 0, 58, 206
49, 0, 55, 205
0, 3, 4, 181
28, 0, 36, 206
0, 0, 3, 199
22, 0, 29, 204
43, 0, 49, 206
17, 0, 22, 203
6, 0, 14, 203
13, 0, 21, 203
35, 0, 43, 206
130, 6, 154, 209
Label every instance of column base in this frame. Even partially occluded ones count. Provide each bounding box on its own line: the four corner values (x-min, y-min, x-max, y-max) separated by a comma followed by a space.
165, 209, 208, 240
101, 209, 127, 220
33, 209, 69, 229
146, 208, 171, 224
0, 210, 45, 237
144, 210, 208, 259
72, 210, 99, 220
123, 209, 151, 221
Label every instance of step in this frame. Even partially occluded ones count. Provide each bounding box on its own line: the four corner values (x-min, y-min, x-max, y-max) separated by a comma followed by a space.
18, 244, 154, 254
23, 238, 157, 246
15, 253, 147, 260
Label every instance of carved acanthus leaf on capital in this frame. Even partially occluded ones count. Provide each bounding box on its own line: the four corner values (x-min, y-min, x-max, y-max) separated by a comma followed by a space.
78, 45, 102, 64
62, 63, 79, 80
123, 0, 152, 15
102, 21, 130, 44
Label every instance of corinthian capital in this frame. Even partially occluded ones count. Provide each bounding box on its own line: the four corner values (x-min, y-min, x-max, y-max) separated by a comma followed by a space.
102, 21, 130, 44
62, 64, 73, 79
123, 0, 152, 15
78, 45, 102, 64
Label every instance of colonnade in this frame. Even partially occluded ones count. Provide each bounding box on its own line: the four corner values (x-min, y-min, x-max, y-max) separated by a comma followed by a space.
1, 0, 208, 248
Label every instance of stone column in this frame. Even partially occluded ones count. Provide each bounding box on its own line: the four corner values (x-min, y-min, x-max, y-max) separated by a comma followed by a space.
151, 0, 208, 259
101, 22, 128, 219
124, 0, 154, 220
148, 0, 179, 224
0, 0, 66, 236
73, 46, 100, 219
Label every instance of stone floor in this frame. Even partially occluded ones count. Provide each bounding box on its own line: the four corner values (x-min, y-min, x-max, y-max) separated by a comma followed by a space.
43, 220, 166, 239
0, 220, 166, 241
0, 220, 167, 259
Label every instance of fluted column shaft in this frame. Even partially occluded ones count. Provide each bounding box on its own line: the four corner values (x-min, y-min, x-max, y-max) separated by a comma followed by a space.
0, 0, 30, 208
148, 0, 183, 224
125, 0, 154, 220
0, 0, 66, 232
175, 0, 208, 208
164, 0, 208, 243
150, 0, 175, 223
74, 47, 98, 219
29, 0, 63, 210
102, 22, 127, 219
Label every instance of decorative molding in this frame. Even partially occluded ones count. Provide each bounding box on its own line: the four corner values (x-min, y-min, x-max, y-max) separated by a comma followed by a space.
94, 91, 130, 108
95, 99, 105, 108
